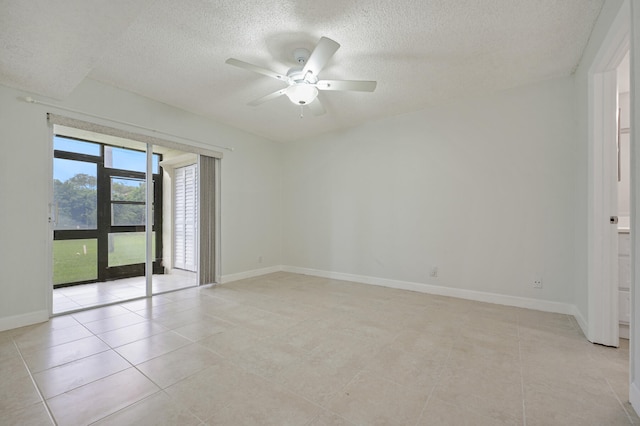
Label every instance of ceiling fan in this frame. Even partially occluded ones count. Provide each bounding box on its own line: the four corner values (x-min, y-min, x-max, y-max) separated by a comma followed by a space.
225, 36, 377, 116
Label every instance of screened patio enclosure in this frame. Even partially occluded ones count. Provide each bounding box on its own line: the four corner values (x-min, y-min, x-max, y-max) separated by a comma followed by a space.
49, 120, 219, 314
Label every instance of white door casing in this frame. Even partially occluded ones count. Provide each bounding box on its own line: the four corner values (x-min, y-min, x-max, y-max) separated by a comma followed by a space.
587, 1, 630, 347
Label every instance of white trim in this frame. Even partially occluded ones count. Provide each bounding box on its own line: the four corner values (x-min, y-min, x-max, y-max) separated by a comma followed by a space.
34, 100, 233, 154
46, 121, 55, 316
145, 144, 153, 296
219, 264, 576, 315
282, 266, 576, 315
0, 310, 49, 332
220, 265, 283, 284
631, 382, 640, 416
572, 306, 589, 337
587, 0, 630, 346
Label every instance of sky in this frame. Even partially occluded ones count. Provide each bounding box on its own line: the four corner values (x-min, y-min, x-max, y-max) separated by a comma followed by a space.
53, 136, 159, 182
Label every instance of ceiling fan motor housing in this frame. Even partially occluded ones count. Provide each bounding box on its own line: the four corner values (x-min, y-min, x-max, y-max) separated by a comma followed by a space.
293, 48, 310, 65
287, 68, 318, 84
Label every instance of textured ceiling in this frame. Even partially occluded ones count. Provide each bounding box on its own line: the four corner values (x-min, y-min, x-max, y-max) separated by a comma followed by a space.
0, 0, 604, 142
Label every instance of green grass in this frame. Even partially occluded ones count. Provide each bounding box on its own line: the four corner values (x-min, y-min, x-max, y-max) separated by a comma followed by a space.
108, 232, 155, 267
53, 233, 156, 285
53, 239, 97, 285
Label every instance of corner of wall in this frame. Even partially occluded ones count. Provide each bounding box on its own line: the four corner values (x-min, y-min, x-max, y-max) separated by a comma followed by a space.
220, 265, 284, 284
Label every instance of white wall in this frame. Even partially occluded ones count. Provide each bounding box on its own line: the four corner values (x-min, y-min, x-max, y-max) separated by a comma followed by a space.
282, 76, 577, 305
0, 79, 282, 330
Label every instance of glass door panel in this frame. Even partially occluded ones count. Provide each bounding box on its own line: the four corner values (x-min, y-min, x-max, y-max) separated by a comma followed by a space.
53, 239, 98, 285
108, 232, 155, 267
52, 134, 158, 313
53, 158, 97, 230
53, 157, 98, 287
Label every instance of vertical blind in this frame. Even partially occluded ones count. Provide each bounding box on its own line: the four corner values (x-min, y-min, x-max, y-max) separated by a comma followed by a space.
198, 155, 217, 285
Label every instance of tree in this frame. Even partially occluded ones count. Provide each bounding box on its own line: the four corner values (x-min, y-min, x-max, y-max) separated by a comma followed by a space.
54, 173, 97, 229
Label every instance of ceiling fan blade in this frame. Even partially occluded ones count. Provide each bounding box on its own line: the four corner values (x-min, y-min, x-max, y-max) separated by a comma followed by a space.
225, 58, 288, 81
302, 37, 340, 77
248, 88, 287, 106
307, 98, 326, 116
316, 80, 377, 92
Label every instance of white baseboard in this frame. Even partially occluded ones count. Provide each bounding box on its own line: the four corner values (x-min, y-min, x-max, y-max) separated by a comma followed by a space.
220, 265, 283, 284
0, 310, 49, 332
281, 265, 576, 315
572, 306, 589, 337
630, 382, 640, 417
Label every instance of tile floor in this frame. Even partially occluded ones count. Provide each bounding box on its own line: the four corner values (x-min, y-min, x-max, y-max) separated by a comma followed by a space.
53, 270, 197, 314
2, 272, 638, 425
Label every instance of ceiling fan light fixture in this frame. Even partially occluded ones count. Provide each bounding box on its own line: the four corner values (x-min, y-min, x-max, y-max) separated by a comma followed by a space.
285, 83, 318, 105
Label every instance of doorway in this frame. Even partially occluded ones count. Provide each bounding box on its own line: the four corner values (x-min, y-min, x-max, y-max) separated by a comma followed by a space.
50, 125, 207, 314
587, 1, 630, 347
173, 164, 198, 272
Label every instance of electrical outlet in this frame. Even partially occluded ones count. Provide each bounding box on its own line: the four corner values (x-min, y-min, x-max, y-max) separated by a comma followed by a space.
430, 266, 438, 278
533, 278, 543, 289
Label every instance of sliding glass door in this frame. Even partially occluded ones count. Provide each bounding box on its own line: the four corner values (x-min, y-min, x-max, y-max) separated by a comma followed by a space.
50, 118, 220, 315
52, 135, 163, 312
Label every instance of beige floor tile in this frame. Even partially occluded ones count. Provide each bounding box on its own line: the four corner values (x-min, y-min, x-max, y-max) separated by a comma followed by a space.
92, 391, 202, 426
137, 343, 224, 388
171, 317, 234, 341
391, 329, 455, 357
0, 356, 43, 413
231, 337, 308, 380
306, 410, 357, 426
97, 321, 168, 348
322, 313, 400, 344
71, 305, 131, 324
33, 350, 130, 398
447, 345, 521, 373
524, 380, 629, 424
151, 309, 214, 330
197, 325, 263, 358
451, 329, 520, 360
459, 315, 519, 338
274, 340, 371, 404
0, 339, 20, 363
206, 379, 319, 425
22, 335, 110, 372
82, 312, 148, 334
1, 402, 53, 426
526, 399, 633, 426
268, 318, 338, 353
47, 367, 159, 426
114, 331, 191, 365
213, 307, 294, 336
431, 366, 523, 423
362, 343, 444, 389
417, 398, 522, 425
254, 299, 327, 320
2, 272, 637, 425
12, 324, 93, 352
164, 361, 266, 421
324, 371, 431, 426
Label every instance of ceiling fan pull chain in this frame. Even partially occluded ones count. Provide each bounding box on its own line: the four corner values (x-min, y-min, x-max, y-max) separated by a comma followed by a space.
300, 105, 304, 119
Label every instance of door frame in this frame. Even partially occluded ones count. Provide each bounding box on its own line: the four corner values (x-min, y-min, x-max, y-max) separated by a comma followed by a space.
587, 0, 630, 346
